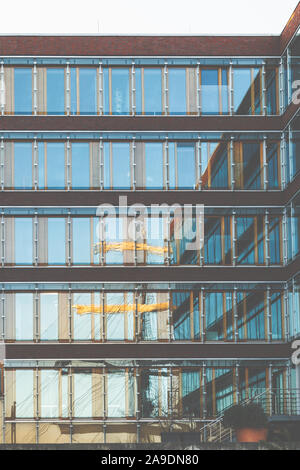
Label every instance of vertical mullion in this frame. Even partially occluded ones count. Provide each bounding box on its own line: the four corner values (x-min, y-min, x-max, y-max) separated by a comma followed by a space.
165, 137, 169, 190
279, 57, 285, 114
233, 287, 238, 342
164, 63, 168, 115
66, 138, 71, 191
1, 288, 4, 342
99, 61, 103, 116
68, 287, 72, 342
99, 137, 104, 191
103, 366, 106, 443
230, 137, 235, 190
34, 287, 39, 343
262, 136, 268, 190
132, 137, 136, 191
168, 287, 172, 342
280, 132, 287, 190
134, 289, 139, 342
1, 138, 4, 191
67, 211, 71, 266
131, 61, 135, 116
288, 125, 293, 183
264, 209, 270, 267
266, 286, 272, 342
262, 61, 266, 116
66, 62, 70, 116
197, 63, 201, 116
1, 211, 4, 267
197, 138, 202, 191
34, 211, 38, 267
33, 62, 37, 116
101, 289, 106, 342
201, 287, 205, 342
35, 365, 39, 443
0, 62, 4, 116
33, 138, 38, 191
229, 62, 233, 115
232, 210, 236, 266
287, 47, 291, 104
284, 283, 289, 341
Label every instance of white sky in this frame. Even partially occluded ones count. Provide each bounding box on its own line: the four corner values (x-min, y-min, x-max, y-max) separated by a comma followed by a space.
0, 0, 299, 35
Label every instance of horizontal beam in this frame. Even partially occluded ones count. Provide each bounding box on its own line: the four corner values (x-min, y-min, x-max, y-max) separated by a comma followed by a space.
4, 342, 291, 360
0, 260, 299, 283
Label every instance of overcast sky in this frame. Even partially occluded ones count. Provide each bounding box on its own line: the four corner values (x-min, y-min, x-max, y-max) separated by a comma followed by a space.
0, 0, 299, 35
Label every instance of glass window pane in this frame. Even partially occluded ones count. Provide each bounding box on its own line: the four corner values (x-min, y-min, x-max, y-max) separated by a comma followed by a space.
74, 373, 92, 417
47, 68, 65, 115
72, 143, 90, 189
112, 143, 131, 189
168, 68, 186, 114
73, 293, 92, 340
111, 68, 129, 115
79, 68, 97, 115
41, 370, 59, 418
14, 142, 32, 189
47, 143, 65, 189
106, 293, 125, 340
15, 218, 33, 265
73, 218, 90, 264
14, 68, 32, 115
103, 68, 109, 115
16, 370, 34, 418
243, 143, 261, 189
70, 68, 77, 115
48, 218, 66, 265
144, 68, 162, 115
40, 293, 58, 340
177, 144, 195, 188
107, 371, 126, 417
202, 69, 219, 114
135, 68, 142, 114
145, 143, 163, 189
38, 142, 45, 189
233, 68, 251, 114
15, 293, 33, 340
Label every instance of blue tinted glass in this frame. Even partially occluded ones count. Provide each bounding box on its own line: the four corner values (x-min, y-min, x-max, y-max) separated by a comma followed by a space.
233, 69, 251, 113
177, 144, 195, 188
243, 143, 261, 189
38, 143, 45, 189
73, 218, 90, 264
47, 143, 65, 189
205, 217, 222, 264
111, 68, 129, 115
72, 143, 90, 189
267, 143, 279, 189
168, 68, 186, 114
16, 293, 33, 340
236, 217, 255, 264
14, 68, 32, 114
48, 218, 65, 264
103, 68, 109, 115
14, 142, 32, 189
15, 218, 33, 264
144, 69, 162, 115
145, 143, 163, 189
112, 143, 130, 189
79, 68, 97, 114
70, 68, 77, 115
202, 69, 219, 115
47, 68, 65, 115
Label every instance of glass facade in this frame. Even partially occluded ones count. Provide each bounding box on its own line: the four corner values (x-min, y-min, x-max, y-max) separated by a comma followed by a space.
1, 20, 300, 446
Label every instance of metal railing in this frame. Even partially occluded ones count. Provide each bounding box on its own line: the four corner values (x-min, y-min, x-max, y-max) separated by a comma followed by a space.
199, 388, 300, 443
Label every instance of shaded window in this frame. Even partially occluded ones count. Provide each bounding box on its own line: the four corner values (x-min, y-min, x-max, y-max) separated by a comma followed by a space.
48, 218, 65, 265
72, 143, 90, 189
16, 370, 34, 418
47, 68, 65, 115
111, 68, 129, 115
15, 293, 33, 340
79, 68, 97, 115
46, 143, 65, 189
168, 68, 186, 114
73, 218, 91, 265
14, 68, 32, 115
15, 218, 33, 265
40, 293, 58, 340
14, 142, 32, 189
145, 143, 163, 189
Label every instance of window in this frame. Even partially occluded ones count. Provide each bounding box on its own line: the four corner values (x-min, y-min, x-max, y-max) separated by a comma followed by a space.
111, 68, 130, 115
168, 68, 186, 114
233, 68, 261, 115
136, 68, 162, 115
202, 69, 219, 115
15, 218, 33, 265
16, 370, 34, 418
74, 372, 92, 417
79, 68, 97, 114
14, 68, 32, 114
41, 370, 59, 417
46, 143, 65, 189
14, 142, 32, 189
15, 293, 33, 340
72, 218, 91, 264
47, 68, 65, 115
40, 293, 58, 340
104, 143, 131, 189
48, 218, 66, 265
71, 143, 90, 189
145, 143, 163, 189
